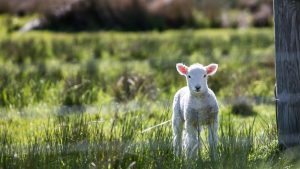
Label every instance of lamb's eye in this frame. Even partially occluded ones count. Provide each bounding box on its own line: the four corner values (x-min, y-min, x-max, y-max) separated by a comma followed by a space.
203, 74, 207, 78
188, 75, 191, 78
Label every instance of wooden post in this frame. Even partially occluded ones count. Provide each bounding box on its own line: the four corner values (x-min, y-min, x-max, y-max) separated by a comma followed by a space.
274, 0, 300, 148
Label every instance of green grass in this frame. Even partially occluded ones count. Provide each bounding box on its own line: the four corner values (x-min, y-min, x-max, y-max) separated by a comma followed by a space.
0, 15, 298, 168
0, 105, 286, 169
0, 28, 275, 107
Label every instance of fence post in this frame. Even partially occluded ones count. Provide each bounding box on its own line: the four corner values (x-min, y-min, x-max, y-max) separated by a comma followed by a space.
274, 0, 300, 148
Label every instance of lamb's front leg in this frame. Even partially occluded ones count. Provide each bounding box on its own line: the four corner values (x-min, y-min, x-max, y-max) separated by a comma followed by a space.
172, 111, 183, 156
208, 120, 218, 159
184, 122, 200, 158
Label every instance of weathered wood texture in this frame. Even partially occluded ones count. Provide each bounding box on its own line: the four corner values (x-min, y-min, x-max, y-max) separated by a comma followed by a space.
274, 0, 300, 148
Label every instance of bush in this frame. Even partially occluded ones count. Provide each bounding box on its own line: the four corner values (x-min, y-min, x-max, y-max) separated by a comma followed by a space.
231, 99, 257, 116
113, 72, 157, 102
61, 75, 97, 106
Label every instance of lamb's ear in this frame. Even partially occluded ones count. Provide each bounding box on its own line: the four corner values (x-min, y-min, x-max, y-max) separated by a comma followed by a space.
176, 63, 188, 76
206, 63, 218, 76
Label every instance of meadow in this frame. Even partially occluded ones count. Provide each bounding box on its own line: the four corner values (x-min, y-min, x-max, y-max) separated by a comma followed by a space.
0, 15, 297, 168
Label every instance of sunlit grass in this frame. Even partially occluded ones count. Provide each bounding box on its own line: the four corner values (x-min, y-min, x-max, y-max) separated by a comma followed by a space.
0, 103, 285, 168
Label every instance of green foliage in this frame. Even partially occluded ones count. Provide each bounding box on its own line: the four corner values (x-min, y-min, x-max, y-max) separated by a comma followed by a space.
0, 28, 275, 107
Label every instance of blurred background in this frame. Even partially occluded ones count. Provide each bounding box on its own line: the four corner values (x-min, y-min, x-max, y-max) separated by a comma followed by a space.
0, 0, 275, 110
0, 0, 281, 168
0, 0, 273, 31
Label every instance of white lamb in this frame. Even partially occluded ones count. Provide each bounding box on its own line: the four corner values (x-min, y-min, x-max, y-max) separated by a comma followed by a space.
172, 63, 219, 158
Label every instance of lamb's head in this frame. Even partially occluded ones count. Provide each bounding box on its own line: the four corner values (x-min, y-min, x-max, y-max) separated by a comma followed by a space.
176, 63, 218, 95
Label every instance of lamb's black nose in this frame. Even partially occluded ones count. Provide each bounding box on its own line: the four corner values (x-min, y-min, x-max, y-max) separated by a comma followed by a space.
195, 86, 201, 91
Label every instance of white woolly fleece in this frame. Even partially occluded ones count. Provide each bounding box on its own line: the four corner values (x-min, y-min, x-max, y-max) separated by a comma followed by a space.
172, 63, 219, 158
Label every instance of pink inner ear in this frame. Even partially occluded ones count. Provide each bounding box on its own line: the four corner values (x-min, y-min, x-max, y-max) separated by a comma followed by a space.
206, 65, 217, 74
178, 65, 188, 75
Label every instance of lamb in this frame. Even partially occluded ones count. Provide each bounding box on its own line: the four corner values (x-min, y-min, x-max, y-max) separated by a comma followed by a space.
172, 63, 219, 158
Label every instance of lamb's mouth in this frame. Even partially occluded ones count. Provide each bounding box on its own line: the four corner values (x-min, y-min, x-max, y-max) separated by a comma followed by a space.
194, 90, 201, 93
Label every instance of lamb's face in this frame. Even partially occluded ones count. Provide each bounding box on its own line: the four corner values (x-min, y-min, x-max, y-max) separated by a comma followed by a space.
176, 63, 218, 95
186, 66, 207, 94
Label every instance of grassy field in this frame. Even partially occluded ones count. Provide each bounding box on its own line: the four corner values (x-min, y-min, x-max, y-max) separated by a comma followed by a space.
0, 15, 298, 168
